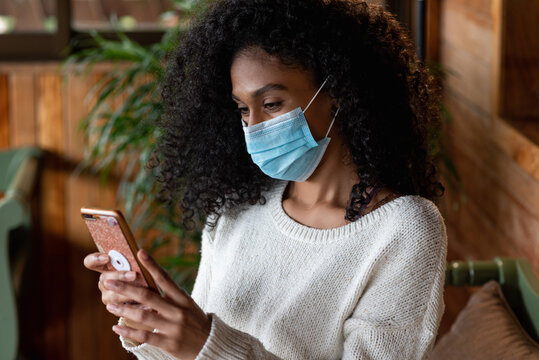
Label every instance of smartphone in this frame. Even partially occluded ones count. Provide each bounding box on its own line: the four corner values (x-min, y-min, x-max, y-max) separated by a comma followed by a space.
81, 207, 159, 293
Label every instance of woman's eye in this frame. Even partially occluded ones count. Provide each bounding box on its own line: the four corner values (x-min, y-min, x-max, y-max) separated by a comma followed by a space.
264, 102, 282, 111
238, 107, 249, 115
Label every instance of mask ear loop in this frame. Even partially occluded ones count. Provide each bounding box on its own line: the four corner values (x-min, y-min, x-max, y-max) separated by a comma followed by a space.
303, 76, 330, 114
324, 107, 340, 138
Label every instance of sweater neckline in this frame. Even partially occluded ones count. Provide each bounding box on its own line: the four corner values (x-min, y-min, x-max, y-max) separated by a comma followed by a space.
268, 180, 412, 243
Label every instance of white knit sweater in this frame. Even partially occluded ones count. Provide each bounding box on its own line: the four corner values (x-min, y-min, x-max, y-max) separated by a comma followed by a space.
118, 180, 448, 359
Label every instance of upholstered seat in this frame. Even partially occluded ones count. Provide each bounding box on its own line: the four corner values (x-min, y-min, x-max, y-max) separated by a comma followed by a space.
0, 147, 42, 360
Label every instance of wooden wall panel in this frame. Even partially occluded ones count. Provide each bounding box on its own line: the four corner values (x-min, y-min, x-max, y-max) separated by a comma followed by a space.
36, 73, 69, 360
0, 62, 134, 359
64, 72, 129, 360
426, 0, 440, 62
439, 0, 539, 263
440, 0, 492, 63
37, 74, 64, 152
445, 94, 539, 217
442, 99, 539, 263
64, 72, 98, 360
9, 73, 36, 147
492, 118, 539, 183
437, 0, 539, 339
0, 74, 9, 149
440, 0, 493, 116
442, 0, 492, 16
501, 0, 539, 117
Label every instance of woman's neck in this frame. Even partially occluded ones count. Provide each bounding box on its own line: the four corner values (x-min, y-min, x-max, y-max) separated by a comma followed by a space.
283, 136, 359, 210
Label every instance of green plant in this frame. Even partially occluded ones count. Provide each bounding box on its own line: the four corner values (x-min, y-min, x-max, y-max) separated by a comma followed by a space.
64, 0, 205, 293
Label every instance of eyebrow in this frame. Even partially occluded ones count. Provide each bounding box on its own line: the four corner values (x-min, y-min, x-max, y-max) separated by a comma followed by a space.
231, 83, 288, 101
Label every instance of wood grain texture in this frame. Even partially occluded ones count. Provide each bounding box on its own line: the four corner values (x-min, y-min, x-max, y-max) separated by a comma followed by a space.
490, 0, 503, 118
64, 72, 131, 360
425, 0, 440, 63
9, 73, 37, 146
504, 118, 539, 179
437, 0, 539, 339
440, 0, 493, 64
0, 74, 9, 149
444, 93, 539, 216
500, 0, 539, 117
441, 0, 492, 17
36, 73, 68, 360
440, 0, 493, 116
37, 74, 64, 152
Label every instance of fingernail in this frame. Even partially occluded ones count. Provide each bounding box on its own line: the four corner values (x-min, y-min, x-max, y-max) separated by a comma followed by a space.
112, 325, 125, 334
107, 304, 119, 312
99, 274, 104, 282
99, 255, 109, 262
123, 271, 135, 281
140, 250, 149, 260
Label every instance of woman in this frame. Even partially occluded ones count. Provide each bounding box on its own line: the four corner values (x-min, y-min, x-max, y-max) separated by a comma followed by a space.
84, 0, 448, 359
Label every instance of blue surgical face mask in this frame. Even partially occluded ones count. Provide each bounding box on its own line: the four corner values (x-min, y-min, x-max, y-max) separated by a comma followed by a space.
242, 77, 339, 182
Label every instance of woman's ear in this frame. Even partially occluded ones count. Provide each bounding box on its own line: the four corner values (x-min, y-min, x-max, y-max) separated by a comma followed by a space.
331, 99, 341, 112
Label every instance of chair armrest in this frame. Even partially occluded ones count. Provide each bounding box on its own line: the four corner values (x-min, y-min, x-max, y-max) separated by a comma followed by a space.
6, 156, 39, 206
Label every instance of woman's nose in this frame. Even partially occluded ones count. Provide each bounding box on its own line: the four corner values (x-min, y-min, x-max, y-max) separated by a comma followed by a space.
247, 109, 265, 127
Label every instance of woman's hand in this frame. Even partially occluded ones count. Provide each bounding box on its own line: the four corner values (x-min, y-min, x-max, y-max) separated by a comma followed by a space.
103, 249, 212, 360
83, 252, 154, 332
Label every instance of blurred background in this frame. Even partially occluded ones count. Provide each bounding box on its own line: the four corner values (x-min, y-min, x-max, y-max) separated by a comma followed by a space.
0, 0, 537, 359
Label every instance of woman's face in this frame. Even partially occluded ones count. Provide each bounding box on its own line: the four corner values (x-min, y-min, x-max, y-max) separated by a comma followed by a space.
230, 47, 336, 141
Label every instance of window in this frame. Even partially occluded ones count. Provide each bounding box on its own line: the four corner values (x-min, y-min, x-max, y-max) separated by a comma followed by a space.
0, 0, 178, 60
0, 0, 417, 61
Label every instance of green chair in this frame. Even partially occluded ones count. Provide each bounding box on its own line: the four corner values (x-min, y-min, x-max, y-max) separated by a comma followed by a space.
0, 147, 42, 360
445, 257, 539, 343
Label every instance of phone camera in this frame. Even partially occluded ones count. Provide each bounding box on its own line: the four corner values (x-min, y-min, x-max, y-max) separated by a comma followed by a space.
82, 214, 96, 221
106, 217, 118, 227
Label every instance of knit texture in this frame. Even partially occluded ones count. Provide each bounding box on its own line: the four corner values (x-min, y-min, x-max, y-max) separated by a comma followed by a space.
119, 180, 448, 359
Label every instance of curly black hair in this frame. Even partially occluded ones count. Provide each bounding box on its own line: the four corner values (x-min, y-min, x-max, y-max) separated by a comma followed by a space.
155, 0, 444, 230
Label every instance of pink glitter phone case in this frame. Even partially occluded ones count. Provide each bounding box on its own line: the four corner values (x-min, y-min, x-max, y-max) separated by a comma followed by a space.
81, 207, 159, 293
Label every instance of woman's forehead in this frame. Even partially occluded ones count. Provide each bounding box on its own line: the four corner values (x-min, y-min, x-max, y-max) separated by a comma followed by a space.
230, 49, 316, 97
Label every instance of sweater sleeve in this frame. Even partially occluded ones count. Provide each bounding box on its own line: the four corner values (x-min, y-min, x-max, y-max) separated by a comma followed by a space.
190, 219, 216, 308
193, 313, 282, 359
341, 201, 448, 360
118, 312, 284, 360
